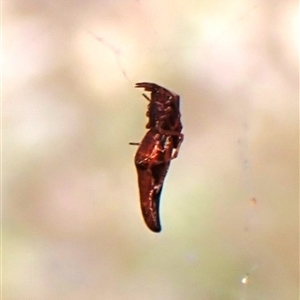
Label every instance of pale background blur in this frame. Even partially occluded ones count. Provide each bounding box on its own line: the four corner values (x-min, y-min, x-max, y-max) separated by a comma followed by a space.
3, 0, 299, 299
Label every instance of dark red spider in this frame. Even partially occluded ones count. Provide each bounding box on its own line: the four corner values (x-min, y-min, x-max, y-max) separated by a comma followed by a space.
131, 83, 184, 232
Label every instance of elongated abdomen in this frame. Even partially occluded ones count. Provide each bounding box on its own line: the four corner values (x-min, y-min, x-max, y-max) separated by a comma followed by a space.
136, 166, 162, 232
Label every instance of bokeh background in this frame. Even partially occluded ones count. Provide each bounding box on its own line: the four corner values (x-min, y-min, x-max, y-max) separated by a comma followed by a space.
3, 0, 299, 299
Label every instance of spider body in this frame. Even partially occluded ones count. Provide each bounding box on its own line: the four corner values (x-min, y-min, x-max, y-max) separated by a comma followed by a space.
132, 82, 184, 232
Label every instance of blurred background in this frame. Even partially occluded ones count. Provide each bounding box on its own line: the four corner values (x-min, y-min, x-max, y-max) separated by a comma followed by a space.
3, 0, 298, 299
